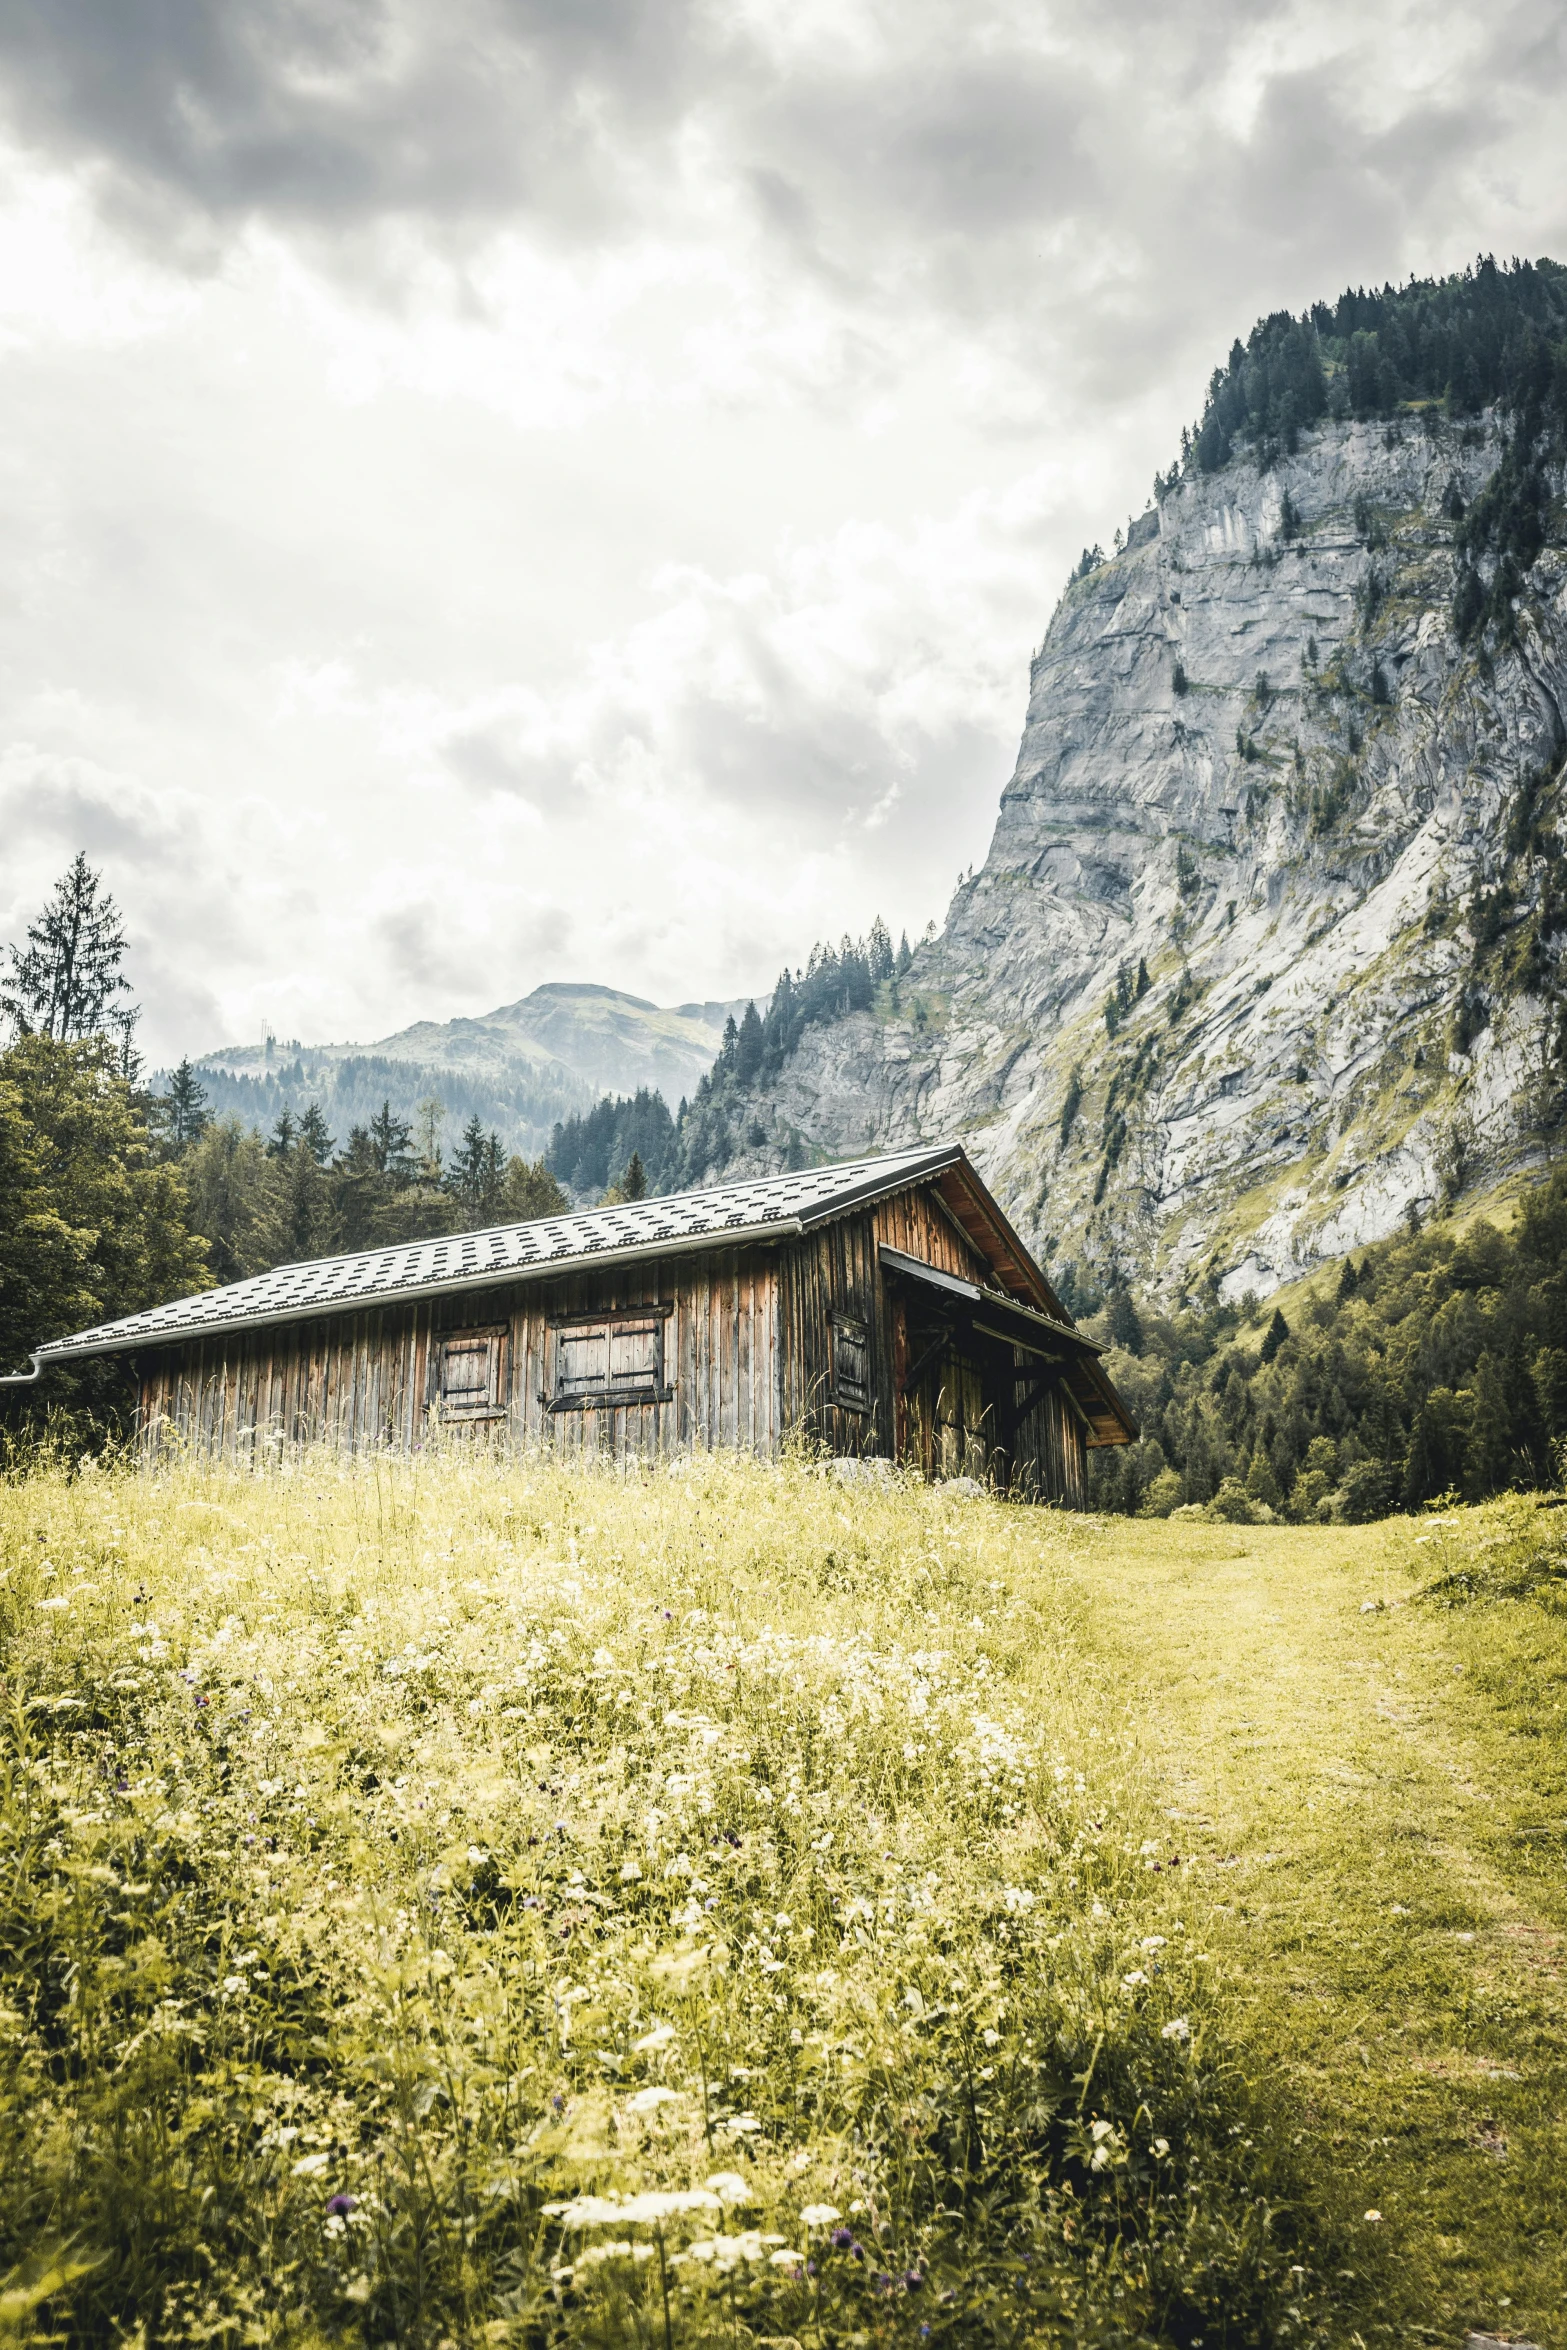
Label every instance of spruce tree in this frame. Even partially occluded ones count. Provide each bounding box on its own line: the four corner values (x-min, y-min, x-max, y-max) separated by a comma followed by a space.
734, 1002, 764, 1085
2, 853, 137, 1044
368, 1101, 414, 1184
622, 1150, 647, 1200
161, 1058, 211, 1150
1259, 1307, 1289, 1364
299, 1104, 336, 1165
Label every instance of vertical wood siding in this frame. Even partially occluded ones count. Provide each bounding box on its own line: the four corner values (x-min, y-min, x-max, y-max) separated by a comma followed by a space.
136, 1178, 1088, 1504
140, 1246, 783, 1472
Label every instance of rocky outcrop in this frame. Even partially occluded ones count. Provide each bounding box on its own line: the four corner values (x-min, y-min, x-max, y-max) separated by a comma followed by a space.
715, 413, 1567, 1298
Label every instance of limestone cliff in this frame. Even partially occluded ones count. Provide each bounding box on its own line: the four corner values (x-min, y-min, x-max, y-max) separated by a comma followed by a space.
713, 411, 1567, 1298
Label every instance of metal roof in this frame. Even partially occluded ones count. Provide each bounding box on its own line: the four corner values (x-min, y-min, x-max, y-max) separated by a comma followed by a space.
877, 1248, 1099, 1353
31, 1143, 966, 1366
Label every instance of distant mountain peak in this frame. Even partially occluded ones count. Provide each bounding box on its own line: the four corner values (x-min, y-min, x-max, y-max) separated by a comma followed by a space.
511, 981, 659, 1011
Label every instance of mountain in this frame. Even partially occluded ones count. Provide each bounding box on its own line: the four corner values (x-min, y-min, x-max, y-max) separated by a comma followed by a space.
685, 264, 1567, 1301
191, 982, 761, 1158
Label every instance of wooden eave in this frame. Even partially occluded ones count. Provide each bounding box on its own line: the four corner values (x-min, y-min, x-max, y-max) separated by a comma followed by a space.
933, 1161, 1075, 1324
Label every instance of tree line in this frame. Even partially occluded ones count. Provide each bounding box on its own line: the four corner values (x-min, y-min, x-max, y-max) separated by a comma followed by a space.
547, 917, 918, 1196
1081, 1167, 1567, 1522
1184, 254, 1567, 475
1, 857, 566, 1430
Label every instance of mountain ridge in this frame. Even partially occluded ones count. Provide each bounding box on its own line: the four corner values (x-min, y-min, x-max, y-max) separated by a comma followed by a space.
681, 384, 1567, 1297
187, 980, 766, 1161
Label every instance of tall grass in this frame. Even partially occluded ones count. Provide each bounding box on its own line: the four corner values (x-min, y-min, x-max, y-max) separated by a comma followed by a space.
0, 1448, 1320, 2346
1415, 1488, 1567, 1608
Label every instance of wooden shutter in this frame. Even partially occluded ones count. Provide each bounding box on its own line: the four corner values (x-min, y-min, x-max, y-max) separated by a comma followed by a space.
437, 1328, 506, 1419
831, 1312, 871, 1413
556, 1326, 609, 1401
549, 1305, 672, 1410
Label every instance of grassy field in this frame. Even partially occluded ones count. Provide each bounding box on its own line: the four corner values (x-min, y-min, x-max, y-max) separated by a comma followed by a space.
1073, 1505, 1567, 2346
0, 1451, 1563, 2348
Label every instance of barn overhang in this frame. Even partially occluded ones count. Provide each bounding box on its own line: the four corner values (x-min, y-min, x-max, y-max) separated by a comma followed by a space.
879, 1246, 1136, 1447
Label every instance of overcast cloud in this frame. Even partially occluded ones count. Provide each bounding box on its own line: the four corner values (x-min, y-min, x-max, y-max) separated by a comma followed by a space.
0, 0, 1563, 1063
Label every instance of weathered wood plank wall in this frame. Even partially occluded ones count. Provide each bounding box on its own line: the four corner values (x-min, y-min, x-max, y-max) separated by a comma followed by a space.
141, 1244, 784, 1470
136, 1179, 1087, 1502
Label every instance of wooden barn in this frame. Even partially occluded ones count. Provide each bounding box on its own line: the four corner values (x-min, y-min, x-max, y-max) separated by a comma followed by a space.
18, 1144, 1134, 1502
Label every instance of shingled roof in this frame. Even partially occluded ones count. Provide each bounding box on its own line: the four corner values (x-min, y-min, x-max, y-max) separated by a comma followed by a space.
31, 1143, 972, 1366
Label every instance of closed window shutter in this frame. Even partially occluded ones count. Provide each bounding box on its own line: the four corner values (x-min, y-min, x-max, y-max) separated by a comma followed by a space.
438, 1330, 504, 1416
832, 1314, 871, 1413
551, 1310, 668, 1407
557, 1328, 608, 1398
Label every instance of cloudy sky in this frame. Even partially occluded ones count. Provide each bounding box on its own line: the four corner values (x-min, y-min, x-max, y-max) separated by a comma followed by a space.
0, 0, 1563, 1064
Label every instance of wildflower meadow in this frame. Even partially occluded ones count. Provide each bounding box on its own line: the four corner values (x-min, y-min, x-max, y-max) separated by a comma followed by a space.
0, 1448, 1328, 2349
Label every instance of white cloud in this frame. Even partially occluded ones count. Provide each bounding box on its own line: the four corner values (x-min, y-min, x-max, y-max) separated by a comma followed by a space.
0, 0, 1560, 1068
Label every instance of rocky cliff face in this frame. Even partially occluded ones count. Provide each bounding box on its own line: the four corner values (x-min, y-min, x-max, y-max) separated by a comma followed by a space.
718, 412, 1567, 1299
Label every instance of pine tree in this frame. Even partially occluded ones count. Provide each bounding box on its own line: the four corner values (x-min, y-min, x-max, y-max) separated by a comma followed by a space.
2, 853, 137, 1044
1259, 1307, 1289, 1364
267, 1108, 298, 1157
368, 1101, 414, 1185
622, 1151, 647, 1200
447, 1114, 490, 1208
867, 917, 894, 983
734, 1002, 764, 1085
299, 1104, 336, 1165
895, 931, 913, 977
161, 1058, 211, 1150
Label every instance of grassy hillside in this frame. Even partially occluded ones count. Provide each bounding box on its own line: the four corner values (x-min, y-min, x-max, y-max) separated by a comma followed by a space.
0, 1455, 1563, 2347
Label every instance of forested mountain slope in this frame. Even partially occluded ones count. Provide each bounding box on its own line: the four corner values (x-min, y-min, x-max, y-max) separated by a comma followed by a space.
690, 260, 1567, 1301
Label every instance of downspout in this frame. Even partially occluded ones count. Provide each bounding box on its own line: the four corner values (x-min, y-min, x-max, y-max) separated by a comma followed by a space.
0, 1354, 44, 1386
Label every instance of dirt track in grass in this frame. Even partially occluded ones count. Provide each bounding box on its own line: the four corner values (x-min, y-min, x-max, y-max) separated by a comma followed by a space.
1061, 1511, 1567, 2347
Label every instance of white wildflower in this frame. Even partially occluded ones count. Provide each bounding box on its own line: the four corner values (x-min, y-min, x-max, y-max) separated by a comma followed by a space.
627, 2086, 680, 2114
1160, 2016, 1191, 2042
633, 2021, 676, 2052
800, 2204, 841, 2227
545, 2190, 721, 2227
291, 2152, 331, 2177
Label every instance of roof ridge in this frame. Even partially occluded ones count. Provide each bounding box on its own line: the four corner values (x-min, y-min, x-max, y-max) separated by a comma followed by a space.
35, 1140, 966, 1365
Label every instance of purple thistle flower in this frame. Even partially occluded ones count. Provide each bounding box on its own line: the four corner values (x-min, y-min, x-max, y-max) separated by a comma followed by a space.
830, 2228, 853, 2250
325, 2194, 356, 2216
904, 2270, 924, 2291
